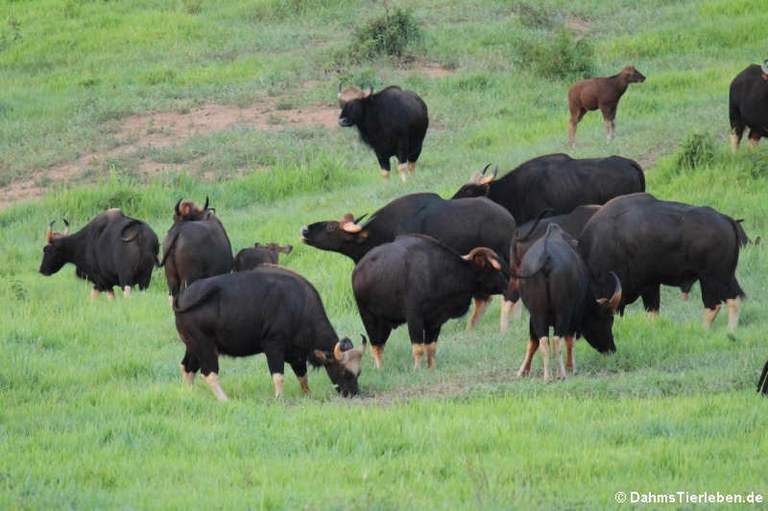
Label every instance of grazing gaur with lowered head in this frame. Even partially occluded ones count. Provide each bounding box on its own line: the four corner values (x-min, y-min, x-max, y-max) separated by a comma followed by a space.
567, 66, 646, 147
452, 154, 645, 224
173, 267, 366, 401
300, 192, 517, 328
514, 224, 621, 382
351, 234, 509, 369
338, 84, 429, 182
233, 242, 293, 272
39, 208, 159, 298
728, 61, 768, 151
578, 193, 745, 333
499, 205, 600, 330
160, 198, 233, 297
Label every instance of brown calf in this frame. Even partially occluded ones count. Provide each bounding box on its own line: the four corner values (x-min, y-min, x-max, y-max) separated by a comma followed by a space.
567, 66, 646, 147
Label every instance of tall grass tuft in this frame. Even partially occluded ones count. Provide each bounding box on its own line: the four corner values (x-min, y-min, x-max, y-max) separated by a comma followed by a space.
672, 133, 717, 171
514, 28, 595, 80
345, 7, 423, 64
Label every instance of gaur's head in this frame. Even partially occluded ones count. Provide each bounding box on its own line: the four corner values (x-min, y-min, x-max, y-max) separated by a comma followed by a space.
173, 197, 211, 223
337, 85, 372, 127
300, 213, 371, 257
314, 336, 367, 397
621, 66, 646, 84
460, 246, 510, 296
581, 272, 622, 354
39, 220, 70, 276
451, 164, 497, 199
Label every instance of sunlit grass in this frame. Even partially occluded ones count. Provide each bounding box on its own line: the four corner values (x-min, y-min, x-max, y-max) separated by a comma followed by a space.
2, 0, 768, 508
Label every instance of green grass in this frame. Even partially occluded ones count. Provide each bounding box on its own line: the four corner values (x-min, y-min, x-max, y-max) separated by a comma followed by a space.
2, 0, 768, 509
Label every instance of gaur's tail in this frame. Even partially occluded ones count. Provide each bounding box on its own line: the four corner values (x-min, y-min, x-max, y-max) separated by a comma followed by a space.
120, 219, 143, 242
158, 227, 181, 268
630, 159, 646, 192
172, 284, 220, 314
121, 220, 160, 266
726, 217, 746, 299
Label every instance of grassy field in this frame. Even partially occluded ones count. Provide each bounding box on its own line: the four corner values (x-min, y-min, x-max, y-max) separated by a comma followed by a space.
1, 0, 767, 509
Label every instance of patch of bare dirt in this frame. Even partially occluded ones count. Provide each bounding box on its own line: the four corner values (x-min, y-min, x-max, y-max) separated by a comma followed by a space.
0, 99, 339, 211
566, 15, 591, 35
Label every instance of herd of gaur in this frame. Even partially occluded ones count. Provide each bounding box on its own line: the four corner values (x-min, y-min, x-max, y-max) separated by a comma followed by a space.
39, 61, 768, 400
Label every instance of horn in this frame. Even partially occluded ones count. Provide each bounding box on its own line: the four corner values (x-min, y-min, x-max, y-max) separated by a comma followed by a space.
353, 213, 368, 224
338, 83, 343, 96
480, 163, 492, 176
62, 219, 70, 236
363, 84, 373, 97
174, 198, 182, 216
607, 271, 622, 312
597, 272, 623, 312
333, 342, 344, 362
47, 220, 55, 244
203, 196, 209, 211
479, 165, 498, 185
359, 214, 376, 229
462, 247, 499, 262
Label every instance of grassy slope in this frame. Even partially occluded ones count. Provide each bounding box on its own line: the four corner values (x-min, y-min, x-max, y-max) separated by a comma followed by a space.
1, 0, 767, 509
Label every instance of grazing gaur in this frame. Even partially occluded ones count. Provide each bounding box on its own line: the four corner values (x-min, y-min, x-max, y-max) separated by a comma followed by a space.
351, 234, 509, 369
578, 193, 745, 333
39, 209, 159, 298
173, 267, 366, 401
500, 205, 600, 330
338, 84, 429, 182
728, 61, 768, 151
159, 199, 233, 297
515, 224, 621, 382
233, 242, 293, 272
452, 154, 645, 224
301, 192, 517, 328
567, 66, 646, 146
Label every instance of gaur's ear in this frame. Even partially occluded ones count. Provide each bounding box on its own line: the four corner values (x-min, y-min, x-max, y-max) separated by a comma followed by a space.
314, 350, 336, 365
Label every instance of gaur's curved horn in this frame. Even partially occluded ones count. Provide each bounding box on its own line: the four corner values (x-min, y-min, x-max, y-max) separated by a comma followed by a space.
338, 83, 343, 96
597, 272, 623, 312
480, 163, 492, 176
203, 196, 209, 211
359, 214, 376, 229
353, 213, 368, 224
174, 198, 182, 216
358, 334, 368, 354
363, 84, 373, 97
47, 220, 55, 244
479, 165, 498, 185
607, 271, 622, 312
62, 219, 70, 236
461, 247, 502, 270
333, 342, 344, 362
